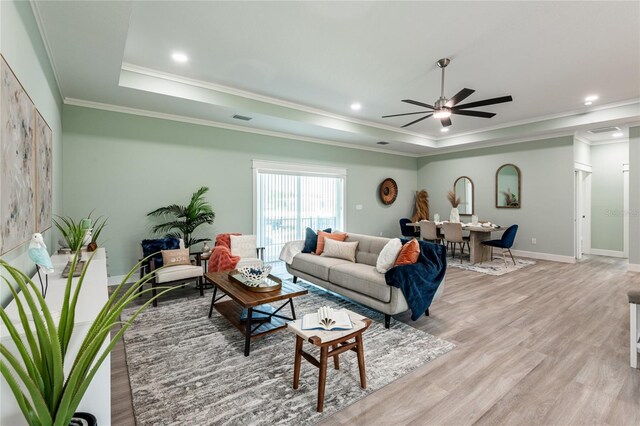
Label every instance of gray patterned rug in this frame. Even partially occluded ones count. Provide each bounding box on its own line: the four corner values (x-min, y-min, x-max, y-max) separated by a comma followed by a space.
448, 255, 535, 276
121, 281, 455, 425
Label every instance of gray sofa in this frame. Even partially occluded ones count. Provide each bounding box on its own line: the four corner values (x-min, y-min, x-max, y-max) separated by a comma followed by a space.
281, 232, 445, 328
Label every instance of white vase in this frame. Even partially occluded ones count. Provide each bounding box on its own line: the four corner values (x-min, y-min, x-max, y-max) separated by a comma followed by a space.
450, 207, 460, 223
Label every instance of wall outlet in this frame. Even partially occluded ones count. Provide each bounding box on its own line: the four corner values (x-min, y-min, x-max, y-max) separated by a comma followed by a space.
531, 238, 537, 245
355, 204, 363, 210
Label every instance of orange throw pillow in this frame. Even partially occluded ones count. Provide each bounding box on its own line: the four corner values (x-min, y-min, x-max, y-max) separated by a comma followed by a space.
395, 239, 420, 266
316, 231, 348, 255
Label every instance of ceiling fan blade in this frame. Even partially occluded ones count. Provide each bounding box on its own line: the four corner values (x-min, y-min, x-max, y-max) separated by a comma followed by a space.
454, 95, 513, 110
382, 111, 433, 118
440, 117, 452, 127
451, 109, 496, 118
445, 88, 475, 108
401, 113, 433, 128
402, 99, 435, 110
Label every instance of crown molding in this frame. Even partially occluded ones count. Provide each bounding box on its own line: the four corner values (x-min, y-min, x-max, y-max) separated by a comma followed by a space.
29, 1, 65, 100
574, 135, 592, 146
64, 98, 420, 158
436, 98, 640, 143
121, 63, 433, 143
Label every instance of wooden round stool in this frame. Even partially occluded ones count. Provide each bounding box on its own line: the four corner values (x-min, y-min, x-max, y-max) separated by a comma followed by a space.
287, 310, 372, 412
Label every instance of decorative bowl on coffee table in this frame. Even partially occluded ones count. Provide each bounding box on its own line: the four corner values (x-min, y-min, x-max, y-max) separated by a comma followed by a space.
238, 264, 273, 286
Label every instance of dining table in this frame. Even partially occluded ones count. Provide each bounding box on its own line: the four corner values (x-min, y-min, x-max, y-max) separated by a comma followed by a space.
409, 221, 502, 264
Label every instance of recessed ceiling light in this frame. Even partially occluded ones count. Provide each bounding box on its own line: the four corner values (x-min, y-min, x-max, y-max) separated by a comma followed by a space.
612, 132, 623, 137
440, 128, 449, 133
350, 102, 362, 111
584, 101, 593, 106
585, 95, 599, 102
171, 52, 188, 63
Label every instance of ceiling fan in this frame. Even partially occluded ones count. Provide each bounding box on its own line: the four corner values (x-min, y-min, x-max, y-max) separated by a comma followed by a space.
382, 58, 513, 128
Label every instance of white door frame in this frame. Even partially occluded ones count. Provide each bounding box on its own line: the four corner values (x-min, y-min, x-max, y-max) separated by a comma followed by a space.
624, 163, 629, 257
574, 164, 592, 259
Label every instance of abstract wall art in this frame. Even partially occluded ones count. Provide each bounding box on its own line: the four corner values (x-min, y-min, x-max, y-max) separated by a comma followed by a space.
36, 111, 52, 232
0, 55, 36, 254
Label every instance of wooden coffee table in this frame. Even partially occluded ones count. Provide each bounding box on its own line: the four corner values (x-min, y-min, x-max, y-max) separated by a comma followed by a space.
205, 271, 308, 356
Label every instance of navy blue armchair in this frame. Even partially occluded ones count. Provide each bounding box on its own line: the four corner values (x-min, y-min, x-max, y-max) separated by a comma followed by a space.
399, 218, 420, 238
481, 224, 518, 265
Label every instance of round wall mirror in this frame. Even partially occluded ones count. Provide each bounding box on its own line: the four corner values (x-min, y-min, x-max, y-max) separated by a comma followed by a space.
496, 164, 521, 208
454, 176, 474, 215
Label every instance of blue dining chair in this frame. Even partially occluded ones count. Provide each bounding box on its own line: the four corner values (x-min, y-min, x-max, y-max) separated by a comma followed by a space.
481, 224, 519, 266
399, 218, 420, 238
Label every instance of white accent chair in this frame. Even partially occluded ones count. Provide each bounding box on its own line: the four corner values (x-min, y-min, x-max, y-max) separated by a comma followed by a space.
142, 238, 204, 307
442, 222, 470, 263
229, 234, 264, 269
630, 290, 640, 368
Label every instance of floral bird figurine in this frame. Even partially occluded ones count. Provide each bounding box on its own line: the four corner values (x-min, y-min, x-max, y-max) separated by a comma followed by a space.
29, 233, 54, 273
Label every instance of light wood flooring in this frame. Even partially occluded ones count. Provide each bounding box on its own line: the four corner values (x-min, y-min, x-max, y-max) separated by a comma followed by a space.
111, 255, 640, 425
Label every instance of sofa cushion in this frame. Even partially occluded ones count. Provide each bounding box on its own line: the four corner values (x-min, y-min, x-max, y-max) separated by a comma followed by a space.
302, 227, 331, 253
321, 238, 359, 262
345, 234, 390, 266
329, 263, 391, 303
376, 238, 402, 273
316, 231, 348, 255
291, 253, 350, 281
395, 239, 420, 266
155, 264, 202, 283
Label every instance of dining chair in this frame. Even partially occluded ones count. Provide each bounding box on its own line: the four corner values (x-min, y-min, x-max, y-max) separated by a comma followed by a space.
481, 224, 519, 266
419, 220, 441, 244
442, 222, 470, 263
399, 218, 420, 238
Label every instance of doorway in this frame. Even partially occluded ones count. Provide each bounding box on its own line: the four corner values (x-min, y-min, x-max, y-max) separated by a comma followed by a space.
575, 169, 592, 260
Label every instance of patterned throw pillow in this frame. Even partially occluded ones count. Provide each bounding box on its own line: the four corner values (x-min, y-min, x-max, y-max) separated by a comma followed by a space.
161, 248, 191, 266
230, 235, 257, 259
376, 238, 403, 273
321, 238, 359, 262
302, 227, 332, 253
315, 231, 348, 255
394, 239, 420, 266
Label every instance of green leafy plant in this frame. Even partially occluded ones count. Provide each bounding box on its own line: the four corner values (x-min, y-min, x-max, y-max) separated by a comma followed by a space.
86, 212, 108, 245
52, 216, 87, 252
0, 252, 172, 426
147, 186, 215, 247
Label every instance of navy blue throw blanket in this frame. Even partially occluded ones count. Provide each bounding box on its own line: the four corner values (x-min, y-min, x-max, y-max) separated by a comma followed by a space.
385, 239, 447, 321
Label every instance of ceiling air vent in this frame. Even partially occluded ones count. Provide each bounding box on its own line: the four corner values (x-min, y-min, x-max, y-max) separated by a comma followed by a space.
588, 126, 621, 134
232, 114, 252, 121
377, 141, 390, 145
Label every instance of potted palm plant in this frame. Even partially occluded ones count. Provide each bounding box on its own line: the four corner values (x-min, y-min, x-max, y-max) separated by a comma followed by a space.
0, 253, 172, 426
147, 186, 215, 248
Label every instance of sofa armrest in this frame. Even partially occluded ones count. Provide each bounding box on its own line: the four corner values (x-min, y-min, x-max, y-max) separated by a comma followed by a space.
279, 240, 305, 264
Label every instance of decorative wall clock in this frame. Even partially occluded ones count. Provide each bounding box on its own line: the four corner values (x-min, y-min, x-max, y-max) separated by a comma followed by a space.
379, 178, 398, 205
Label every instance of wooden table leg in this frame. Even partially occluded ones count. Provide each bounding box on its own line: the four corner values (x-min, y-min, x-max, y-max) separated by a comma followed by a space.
355, 334, 367, 389
332, 344, 340, 369
244, 307, 253, 357
293, 336, 303, 389
317, 346, 328, 412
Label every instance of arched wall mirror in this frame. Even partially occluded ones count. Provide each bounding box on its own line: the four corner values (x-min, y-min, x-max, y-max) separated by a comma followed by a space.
454, 176, 474, 215
496, 164, 521, 208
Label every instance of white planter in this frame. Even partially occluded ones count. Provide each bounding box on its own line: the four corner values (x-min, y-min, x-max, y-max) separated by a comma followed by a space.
450, 207, 460, 223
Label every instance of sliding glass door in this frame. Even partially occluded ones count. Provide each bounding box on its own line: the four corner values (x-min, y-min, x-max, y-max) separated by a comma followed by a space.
255, 162, 345, 262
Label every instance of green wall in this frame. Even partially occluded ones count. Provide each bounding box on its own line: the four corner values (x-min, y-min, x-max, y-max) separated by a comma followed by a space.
417, 137, 575, 257
62, 106, 418, 275
590, 142, 628, 252
0, 1, 63, 306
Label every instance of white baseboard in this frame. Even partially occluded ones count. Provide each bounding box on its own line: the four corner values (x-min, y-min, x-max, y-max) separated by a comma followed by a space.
629, 264, 640, 273
589, 248, 627, 258
510, 249, 576, 264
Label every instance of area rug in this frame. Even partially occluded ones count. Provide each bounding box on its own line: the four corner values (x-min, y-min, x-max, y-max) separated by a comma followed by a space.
120, 282, 455, 425
448, 255, 535, 276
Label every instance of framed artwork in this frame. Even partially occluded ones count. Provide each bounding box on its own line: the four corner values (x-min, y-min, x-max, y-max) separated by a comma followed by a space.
0, 55, 36, 254
36, 111, 52, 232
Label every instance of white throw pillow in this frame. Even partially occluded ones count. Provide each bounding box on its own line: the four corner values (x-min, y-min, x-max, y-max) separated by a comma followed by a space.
230, 235, 257, 259
320, 238, 359, 262
376, 238, 403, 273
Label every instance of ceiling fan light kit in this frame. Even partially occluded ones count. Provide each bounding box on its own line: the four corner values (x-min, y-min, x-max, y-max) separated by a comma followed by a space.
382, 58, 513, 129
